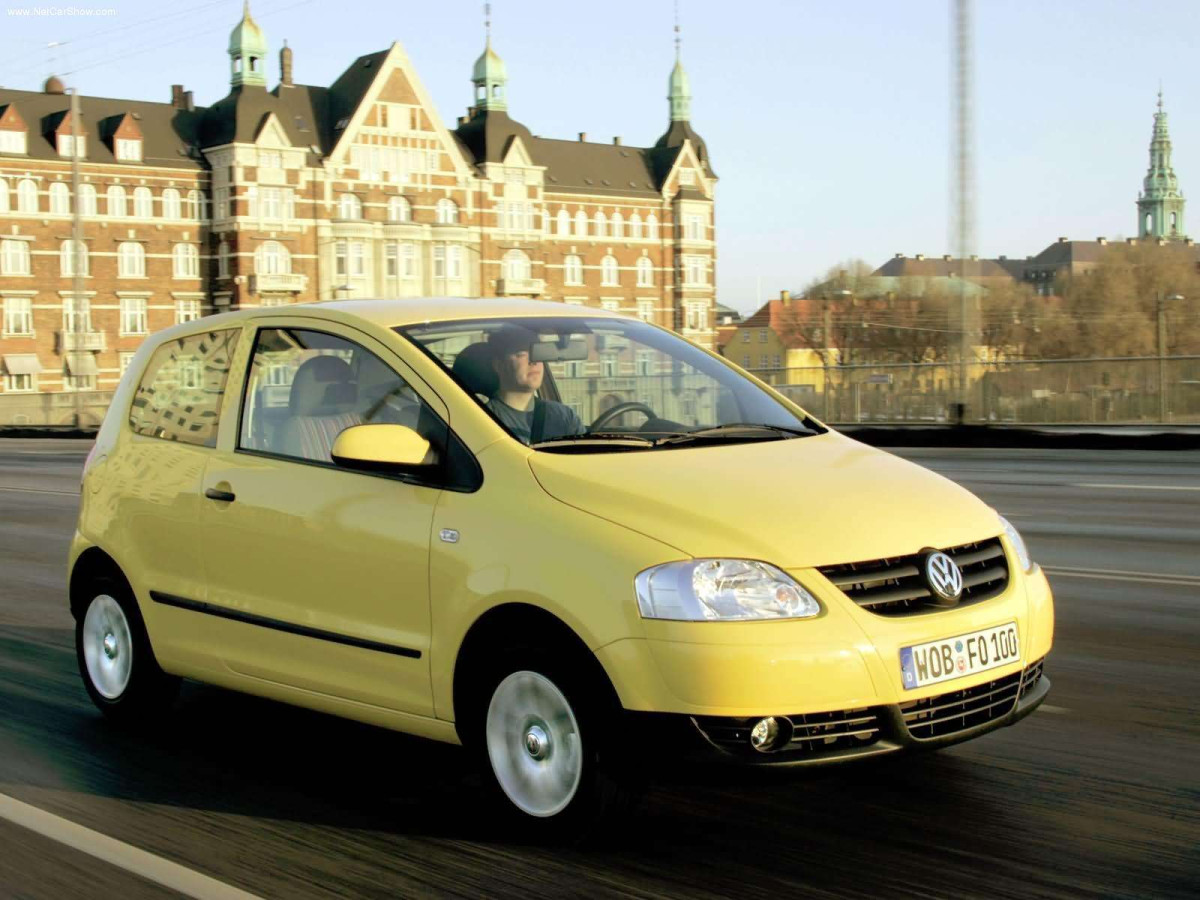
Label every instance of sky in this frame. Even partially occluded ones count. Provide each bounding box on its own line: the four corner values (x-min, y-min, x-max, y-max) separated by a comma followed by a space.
2, 0, 1198, 315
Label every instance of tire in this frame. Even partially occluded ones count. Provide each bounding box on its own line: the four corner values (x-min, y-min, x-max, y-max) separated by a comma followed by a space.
473, 649, 639, 836
75, 576, 179, 725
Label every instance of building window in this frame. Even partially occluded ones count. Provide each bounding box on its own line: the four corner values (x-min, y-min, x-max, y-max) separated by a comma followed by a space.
176, 298, 201, 323
0, 130, 27, 154
637, 299, 654, 323
759, 354, 769, 368
107, 185, 127, 218
186, 190, 205, 220
557, 209, 570, 236
63, 296, 91, 333
173, 244, 200, 278
436, 198, 459, 225
133, 186, 153, 218
502, 249, 531, 282
3, 297, 33, 335
611, 212, 624, 238
4, 373, 35, 392
646, 214, 659, 241
256, 240, 290, 275
636, 257, 654, 287
741, 330, 750, 342
117, 242, 145, 277
1, 240, 30, 275
338, 193, 362, 220
402, 243, 418, 277
686, 302, 708, 331
0, 177, 8, 212
636, 351, 653, 376
57, 134, 85, 158
78, 184, 97, 216
16, 178, 37, 213
759, 328, 768, 342
350, 242, 365, 276
119, 351, 136, 376
685, 214, 704, 241
120, 296, 148, 335
564, 254, 583, 285
60, 239, 88, 277
258, 150, 282, 170
629, 213, 642, 239
601, 299, 620, 313
213, 188, 227, 220
602, 353, 618, 377
162, 188, 181, 220
685, 255, 707, 285
601, 255, 619, 286
217, 242, 230, 278
385, 243, 398, 278
49, 182, 70, 215
773, 354, 781, 368
115, 138, 142, 162
433, 245, 463, 280
593, 211, 607, 237
574, 210, 588, 237
388, 196, 411, 222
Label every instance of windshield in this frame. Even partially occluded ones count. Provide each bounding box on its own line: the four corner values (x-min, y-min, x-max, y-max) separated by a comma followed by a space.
398, 316, 822, 451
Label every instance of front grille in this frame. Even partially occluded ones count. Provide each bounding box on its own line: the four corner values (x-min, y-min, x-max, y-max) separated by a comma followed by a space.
818, 536, 1009, 616
693, 707, 882, 758
900, 664, 1031, 740
1019, 657, 1045, 698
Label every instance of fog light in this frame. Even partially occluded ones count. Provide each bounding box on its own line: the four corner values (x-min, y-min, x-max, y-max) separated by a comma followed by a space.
750, 717, 779, 751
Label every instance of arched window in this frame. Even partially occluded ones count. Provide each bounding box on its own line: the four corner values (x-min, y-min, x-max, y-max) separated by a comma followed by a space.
594, 211, 607, 237
564, 254, 583, 285
133, 187, 153, 218
2, 239, 31, 275
502, 249, 531, 282
117, 241, 145, 277
1145, 213, 1153, 234
60, 239, 88, 277
574, 210, 588, 237
436, 198, 458, 224
255, 240, 290, 274
217, 241, 230, 278
1170, 212, 1178, 232
17, 178, 38, 213
0, 177, 8, 213
610, 212, 624, 238
161, 188, 181, 220
78, 184, 97, 216
388, 196, 411, 222
187, 190, 205, 220
107, 185, 127, 218
601, 254, 619, 286
636, 257, 654, 287
557, 209, 570, 236
338, 193, 362, 220
49, 183, 70, 215
629, 213, 642, 239
646, 214, 658, 241
173, 244, 199, 278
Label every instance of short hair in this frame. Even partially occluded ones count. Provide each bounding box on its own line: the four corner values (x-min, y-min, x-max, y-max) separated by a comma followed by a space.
487, 325, 538, 357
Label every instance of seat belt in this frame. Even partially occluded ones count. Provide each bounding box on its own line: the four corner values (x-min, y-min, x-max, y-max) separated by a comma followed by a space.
530, 398, 548, 444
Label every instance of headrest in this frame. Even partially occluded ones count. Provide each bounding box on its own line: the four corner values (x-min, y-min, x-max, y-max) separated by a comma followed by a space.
451, 342, 499, 398
288, 355, 356, 416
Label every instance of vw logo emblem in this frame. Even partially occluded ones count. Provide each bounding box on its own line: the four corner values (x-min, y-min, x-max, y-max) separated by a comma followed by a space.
925, 551, 964, 604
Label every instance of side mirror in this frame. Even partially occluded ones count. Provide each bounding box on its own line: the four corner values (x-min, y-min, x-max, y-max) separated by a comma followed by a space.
331, 424, 432, 474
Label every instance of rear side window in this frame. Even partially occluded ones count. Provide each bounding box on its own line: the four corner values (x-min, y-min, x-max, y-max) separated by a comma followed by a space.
128, 329, 242, 447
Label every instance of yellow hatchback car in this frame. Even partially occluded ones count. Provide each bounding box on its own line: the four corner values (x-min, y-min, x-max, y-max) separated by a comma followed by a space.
69, 298, 1053, 824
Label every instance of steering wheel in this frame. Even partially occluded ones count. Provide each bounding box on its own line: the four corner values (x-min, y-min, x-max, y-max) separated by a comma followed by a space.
588, 401, 657, 433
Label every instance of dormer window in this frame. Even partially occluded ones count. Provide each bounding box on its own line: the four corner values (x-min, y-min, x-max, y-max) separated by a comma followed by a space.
115, 138, 142, 161
58, 134, 85, 158
0, 130, 26, 154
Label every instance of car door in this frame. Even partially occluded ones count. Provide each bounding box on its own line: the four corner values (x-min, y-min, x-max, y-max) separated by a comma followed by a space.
197, 320, 449, 717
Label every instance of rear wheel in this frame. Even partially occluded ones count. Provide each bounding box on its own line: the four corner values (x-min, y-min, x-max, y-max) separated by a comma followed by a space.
76, 577, 179, 724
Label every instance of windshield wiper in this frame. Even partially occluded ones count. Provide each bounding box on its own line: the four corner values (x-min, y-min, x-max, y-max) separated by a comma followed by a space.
654, 423, 815, 446
530, 431, 656, 451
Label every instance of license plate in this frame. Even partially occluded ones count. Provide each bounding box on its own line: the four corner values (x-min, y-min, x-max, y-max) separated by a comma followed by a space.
899, 622, 1020, 690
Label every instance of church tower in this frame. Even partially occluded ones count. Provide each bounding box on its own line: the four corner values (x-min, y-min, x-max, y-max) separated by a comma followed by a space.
1138, 91, 1186, 240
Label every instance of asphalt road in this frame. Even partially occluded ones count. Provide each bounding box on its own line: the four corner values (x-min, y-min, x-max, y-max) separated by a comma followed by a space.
0, 439, 1197, 899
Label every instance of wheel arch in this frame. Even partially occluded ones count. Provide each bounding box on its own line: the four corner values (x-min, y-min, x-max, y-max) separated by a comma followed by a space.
69, 546, 132, 621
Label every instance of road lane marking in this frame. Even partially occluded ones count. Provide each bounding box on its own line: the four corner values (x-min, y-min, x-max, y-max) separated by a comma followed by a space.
0, 485, 79, 496
0, 792, 263, 900
1042, 565, 1200, 587
1072, 483, 1200, 492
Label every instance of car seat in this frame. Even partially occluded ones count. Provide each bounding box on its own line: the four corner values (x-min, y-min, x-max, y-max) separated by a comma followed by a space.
276, 355, 362, 461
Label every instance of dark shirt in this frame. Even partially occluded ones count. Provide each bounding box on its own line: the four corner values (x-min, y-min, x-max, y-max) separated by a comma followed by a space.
486, 396, 584, 445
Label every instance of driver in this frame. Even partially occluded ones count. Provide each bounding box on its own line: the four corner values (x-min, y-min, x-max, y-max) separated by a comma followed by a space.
487, 325, 584, 445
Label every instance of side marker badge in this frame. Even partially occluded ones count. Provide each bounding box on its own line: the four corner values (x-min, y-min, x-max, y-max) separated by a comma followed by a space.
439, 529, 460, 544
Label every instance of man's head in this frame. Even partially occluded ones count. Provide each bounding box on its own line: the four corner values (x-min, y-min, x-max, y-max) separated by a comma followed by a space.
488, 325, 543, 396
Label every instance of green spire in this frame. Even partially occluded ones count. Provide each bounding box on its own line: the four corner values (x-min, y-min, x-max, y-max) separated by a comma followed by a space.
1138, 89, 1186, 239
668, 10, 691, 122
472, 38, 507, 111
229, 0, 268, 88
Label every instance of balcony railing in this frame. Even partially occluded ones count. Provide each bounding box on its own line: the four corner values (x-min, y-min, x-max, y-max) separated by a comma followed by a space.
57, 331, 106, 352
249, 273, 308, 293
496, 277, 545, 297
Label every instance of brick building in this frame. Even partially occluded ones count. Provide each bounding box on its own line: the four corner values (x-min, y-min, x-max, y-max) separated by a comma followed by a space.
0, 4, 716, 425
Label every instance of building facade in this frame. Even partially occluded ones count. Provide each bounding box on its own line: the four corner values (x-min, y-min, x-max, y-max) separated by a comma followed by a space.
0, 5, 716, 424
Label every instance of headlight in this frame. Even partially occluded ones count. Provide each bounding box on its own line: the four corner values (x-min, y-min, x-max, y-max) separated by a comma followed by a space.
635, 559, 821, 621
999, 515, 1034, 573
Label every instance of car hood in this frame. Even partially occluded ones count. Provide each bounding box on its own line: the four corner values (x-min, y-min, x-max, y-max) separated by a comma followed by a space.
527, 432, 1000, 567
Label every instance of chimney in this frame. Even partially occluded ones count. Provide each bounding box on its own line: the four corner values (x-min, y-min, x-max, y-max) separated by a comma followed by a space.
970, 254, 979, 261
915, 253, 925, 261
894, 252, 904, 259
280, 40, 294, 87
999, 255, 1008, 260
1126, 238, 1138, 245
457, 115, 468, 127
780, 290, 791, 304
184, 91, 194, 111
578, 132, 587, 142
612, 136, 622, 145
1057, 236, 1068, 243
1156, 237, 1167, 246
1186, 238, 1195, 247
942, 254, 952, 261
171, 85, 185, 109
1096, 236, 1107, 245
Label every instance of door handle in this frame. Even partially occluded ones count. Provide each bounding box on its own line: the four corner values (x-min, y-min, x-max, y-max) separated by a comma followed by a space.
204, 487, 236, 502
